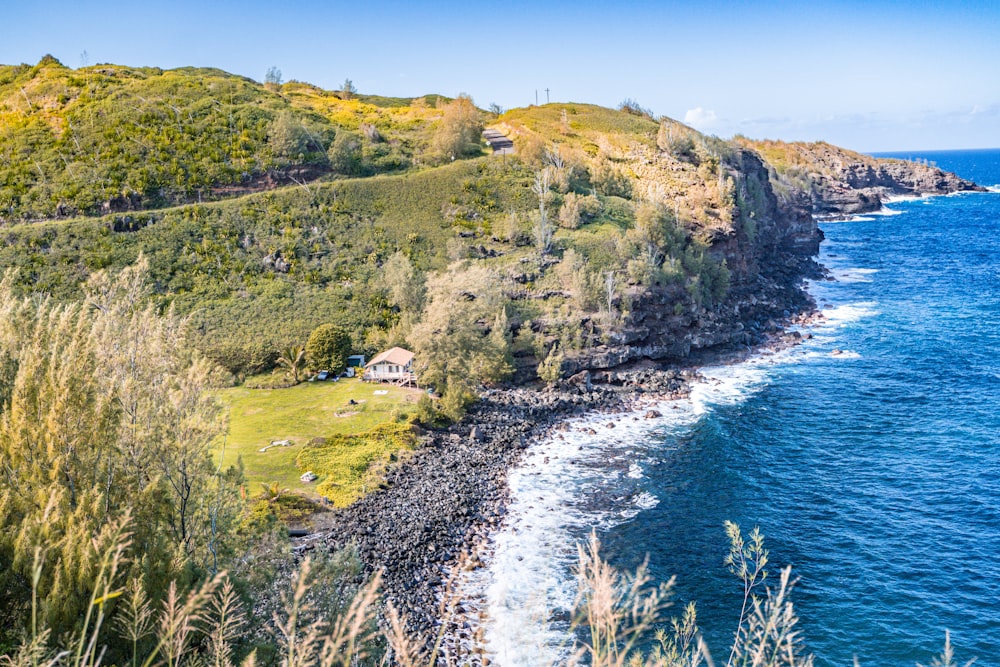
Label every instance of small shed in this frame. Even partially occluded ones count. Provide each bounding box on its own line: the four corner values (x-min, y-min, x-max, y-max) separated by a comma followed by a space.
364, 347, 416, 385
346, 354, 366, 368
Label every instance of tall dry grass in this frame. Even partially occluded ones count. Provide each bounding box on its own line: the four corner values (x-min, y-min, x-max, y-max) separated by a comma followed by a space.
0, 519, 970, 667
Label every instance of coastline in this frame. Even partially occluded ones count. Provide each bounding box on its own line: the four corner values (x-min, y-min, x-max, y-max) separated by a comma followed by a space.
441, 312, 822, 663
299, 177, 984, 658
298, 310, 818, 648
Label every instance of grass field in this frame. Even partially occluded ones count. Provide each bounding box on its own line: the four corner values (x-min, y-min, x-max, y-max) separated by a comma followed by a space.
215, 378, 423, 497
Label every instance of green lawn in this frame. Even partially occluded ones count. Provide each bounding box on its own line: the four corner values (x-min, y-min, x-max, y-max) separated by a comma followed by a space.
215, 378, 422, 497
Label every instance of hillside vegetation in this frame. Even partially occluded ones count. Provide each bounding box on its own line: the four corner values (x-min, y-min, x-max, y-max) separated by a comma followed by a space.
0, 58, 985, 664
1, 58, 974, 414
0, 56, 470, 222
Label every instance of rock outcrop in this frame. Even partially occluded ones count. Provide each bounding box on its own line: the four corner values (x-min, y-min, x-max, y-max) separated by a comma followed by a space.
742, 139, 986, 217
554, 147, 822, 378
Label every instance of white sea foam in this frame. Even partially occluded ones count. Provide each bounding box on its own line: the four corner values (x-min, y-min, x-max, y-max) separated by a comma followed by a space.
469, 402, 695, 666
831, 267, 879, 283
469, 215, 886, 665
870, 206, 903, 216
817, 301, 880, 327
884, 193, 923, 204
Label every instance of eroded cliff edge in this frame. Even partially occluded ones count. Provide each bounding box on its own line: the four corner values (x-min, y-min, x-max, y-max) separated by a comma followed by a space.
551, 141, 983, 379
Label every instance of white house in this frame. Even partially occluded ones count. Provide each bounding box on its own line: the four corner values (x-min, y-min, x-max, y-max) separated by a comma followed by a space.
364, 347, 416, 385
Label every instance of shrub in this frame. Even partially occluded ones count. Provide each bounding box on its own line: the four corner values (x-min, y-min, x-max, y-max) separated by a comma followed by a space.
414, 393, 439, 426
305, 323, 352, 374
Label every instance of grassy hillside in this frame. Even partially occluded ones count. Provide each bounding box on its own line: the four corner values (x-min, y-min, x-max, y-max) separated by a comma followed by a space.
0, 56, 467, 222
1, 59, 838, 395
0, 155, 534, 374
0, 81, 761, 383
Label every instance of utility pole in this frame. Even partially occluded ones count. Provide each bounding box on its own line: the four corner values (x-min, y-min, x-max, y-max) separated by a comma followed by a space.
545, 88, 550, 104
535, 89, 538, 106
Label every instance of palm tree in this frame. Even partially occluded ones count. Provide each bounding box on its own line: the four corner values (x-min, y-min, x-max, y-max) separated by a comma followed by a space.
276, 344, 306, 383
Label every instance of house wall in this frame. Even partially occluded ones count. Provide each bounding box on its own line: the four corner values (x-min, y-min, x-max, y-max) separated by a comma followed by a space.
365, 361, 413, 380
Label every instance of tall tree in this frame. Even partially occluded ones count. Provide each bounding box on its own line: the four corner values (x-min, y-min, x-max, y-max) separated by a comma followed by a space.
276, 344, 306, 383
407, 262, 513, 416
305, 325, 351, 375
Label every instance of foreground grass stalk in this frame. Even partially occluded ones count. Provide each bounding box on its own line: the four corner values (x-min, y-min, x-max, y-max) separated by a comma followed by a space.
2, 517, 975, 667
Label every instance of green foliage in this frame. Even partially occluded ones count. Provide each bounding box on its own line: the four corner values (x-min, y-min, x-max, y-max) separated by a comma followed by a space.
295, 422, 416, 506
268, 111, 330, 162
558, 192, 602, 229
0, 260, 245, 645
408, 262, 513, 399
327, 130, 364, 175
305, 323, 352, 374
0, 58, 457, 222
0, 157, 531, 377
276, 344, 306, 383
429, 95, 484, 163
537, 343, 565, 384
413, 393, 439, 426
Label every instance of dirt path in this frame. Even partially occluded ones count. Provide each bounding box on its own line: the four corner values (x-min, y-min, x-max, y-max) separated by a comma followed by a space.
482, 128, 514, 154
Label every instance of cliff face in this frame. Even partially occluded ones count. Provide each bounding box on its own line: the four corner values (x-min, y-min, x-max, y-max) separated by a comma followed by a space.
557, 148, 822, 378
557, 141, 983, 377
742, 139, 985, 217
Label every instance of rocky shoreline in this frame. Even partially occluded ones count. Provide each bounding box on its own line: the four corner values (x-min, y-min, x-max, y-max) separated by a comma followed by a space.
298, 318, 813, 645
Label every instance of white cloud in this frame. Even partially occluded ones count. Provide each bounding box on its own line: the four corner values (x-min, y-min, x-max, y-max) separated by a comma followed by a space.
684, 107, 718, 128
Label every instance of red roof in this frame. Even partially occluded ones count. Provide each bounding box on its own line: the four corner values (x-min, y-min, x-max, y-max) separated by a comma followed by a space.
365, 346, 414, 367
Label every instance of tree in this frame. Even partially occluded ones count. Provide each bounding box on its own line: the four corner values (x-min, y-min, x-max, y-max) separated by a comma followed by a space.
305, 324, 352, 375
268, 112, 310, 160
408, 263, 513, 417
430, 95, 483, 162
532, 168, 554, 255
341, 78, 357, 100
537, 342, 564, 385
276, 344, 306, 383
327, 131, 363, 175
379, 251, 425, 316
0, 260, 243, 641
264, 66, 283, 90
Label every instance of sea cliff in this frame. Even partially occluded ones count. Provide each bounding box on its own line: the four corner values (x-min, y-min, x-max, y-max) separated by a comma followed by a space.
305, 146, 981, 641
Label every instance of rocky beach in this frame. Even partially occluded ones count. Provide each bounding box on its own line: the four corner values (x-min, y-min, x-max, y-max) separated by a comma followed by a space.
299, 321, 815, 645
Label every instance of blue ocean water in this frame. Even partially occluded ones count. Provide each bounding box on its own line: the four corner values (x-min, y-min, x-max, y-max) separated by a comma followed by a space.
481, 150, 1000, 666
602, 149, 1000, 665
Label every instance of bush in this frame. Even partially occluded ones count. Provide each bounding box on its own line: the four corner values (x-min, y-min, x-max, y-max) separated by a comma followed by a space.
414, 393, 439, 426
305, 323, 352, 374
328, 130, 364, 175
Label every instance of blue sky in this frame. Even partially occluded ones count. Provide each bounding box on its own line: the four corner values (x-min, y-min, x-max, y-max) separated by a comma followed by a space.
3, 0, 998, 151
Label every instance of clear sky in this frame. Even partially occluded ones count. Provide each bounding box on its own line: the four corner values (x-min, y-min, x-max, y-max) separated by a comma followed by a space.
3, 0, 998, 152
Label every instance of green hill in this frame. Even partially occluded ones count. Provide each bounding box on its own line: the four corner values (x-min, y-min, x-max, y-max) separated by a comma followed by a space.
1, 59, 975, 389
0, 56, 461, 222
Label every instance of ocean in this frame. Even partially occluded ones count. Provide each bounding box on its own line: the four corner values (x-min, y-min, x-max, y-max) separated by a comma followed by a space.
476, 149, 1000, 666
